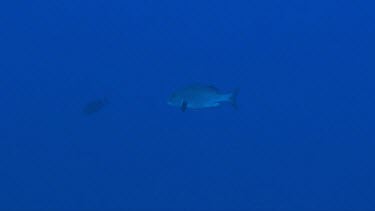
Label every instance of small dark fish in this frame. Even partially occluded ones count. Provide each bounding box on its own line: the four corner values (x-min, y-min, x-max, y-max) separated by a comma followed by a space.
83, 98, 109, 115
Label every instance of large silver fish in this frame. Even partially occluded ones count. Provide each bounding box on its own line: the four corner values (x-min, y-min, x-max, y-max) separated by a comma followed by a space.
168, 84, 238, 111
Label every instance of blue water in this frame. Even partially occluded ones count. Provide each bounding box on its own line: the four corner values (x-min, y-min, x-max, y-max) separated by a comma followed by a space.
1, 0, 374, 210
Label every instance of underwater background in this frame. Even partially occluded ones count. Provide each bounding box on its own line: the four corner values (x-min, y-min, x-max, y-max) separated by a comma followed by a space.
1, 0, 374, 210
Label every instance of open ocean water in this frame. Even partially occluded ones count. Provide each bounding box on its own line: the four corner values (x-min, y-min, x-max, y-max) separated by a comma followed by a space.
0, 0, 374, 210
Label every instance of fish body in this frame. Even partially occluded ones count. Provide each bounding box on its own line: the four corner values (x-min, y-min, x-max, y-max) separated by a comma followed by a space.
83, 98, 109, 115
168, 84, 238, 111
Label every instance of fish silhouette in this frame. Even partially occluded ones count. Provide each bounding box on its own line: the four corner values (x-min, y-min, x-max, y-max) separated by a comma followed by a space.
83, 98, 109, 115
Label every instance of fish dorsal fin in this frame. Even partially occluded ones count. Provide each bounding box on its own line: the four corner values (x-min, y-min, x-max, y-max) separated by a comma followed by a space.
207, 85, 220, 93
208, 85, 218, 90
181, 101, 188, 112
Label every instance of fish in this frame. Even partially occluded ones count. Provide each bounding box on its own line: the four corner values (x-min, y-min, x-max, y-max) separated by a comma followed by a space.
168, 84, 238, 111
82, 98, 109, 115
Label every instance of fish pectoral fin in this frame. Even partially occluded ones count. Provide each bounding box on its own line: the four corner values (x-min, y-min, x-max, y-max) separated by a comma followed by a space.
181, 101, 188, 112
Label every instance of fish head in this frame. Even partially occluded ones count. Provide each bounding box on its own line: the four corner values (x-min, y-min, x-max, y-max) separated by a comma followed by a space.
167, 92, 184, 107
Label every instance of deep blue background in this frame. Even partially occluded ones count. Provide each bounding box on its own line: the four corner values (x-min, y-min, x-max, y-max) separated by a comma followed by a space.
1, 0, 374, 210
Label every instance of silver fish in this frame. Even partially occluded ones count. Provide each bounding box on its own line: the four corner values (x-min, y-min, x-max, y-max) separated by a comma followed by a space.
168, 84, 238, 111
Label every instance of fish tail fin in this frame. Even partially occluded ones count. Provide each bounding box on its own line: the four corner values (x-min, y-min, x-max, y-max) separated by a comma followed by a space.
230, 88, 239, 109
